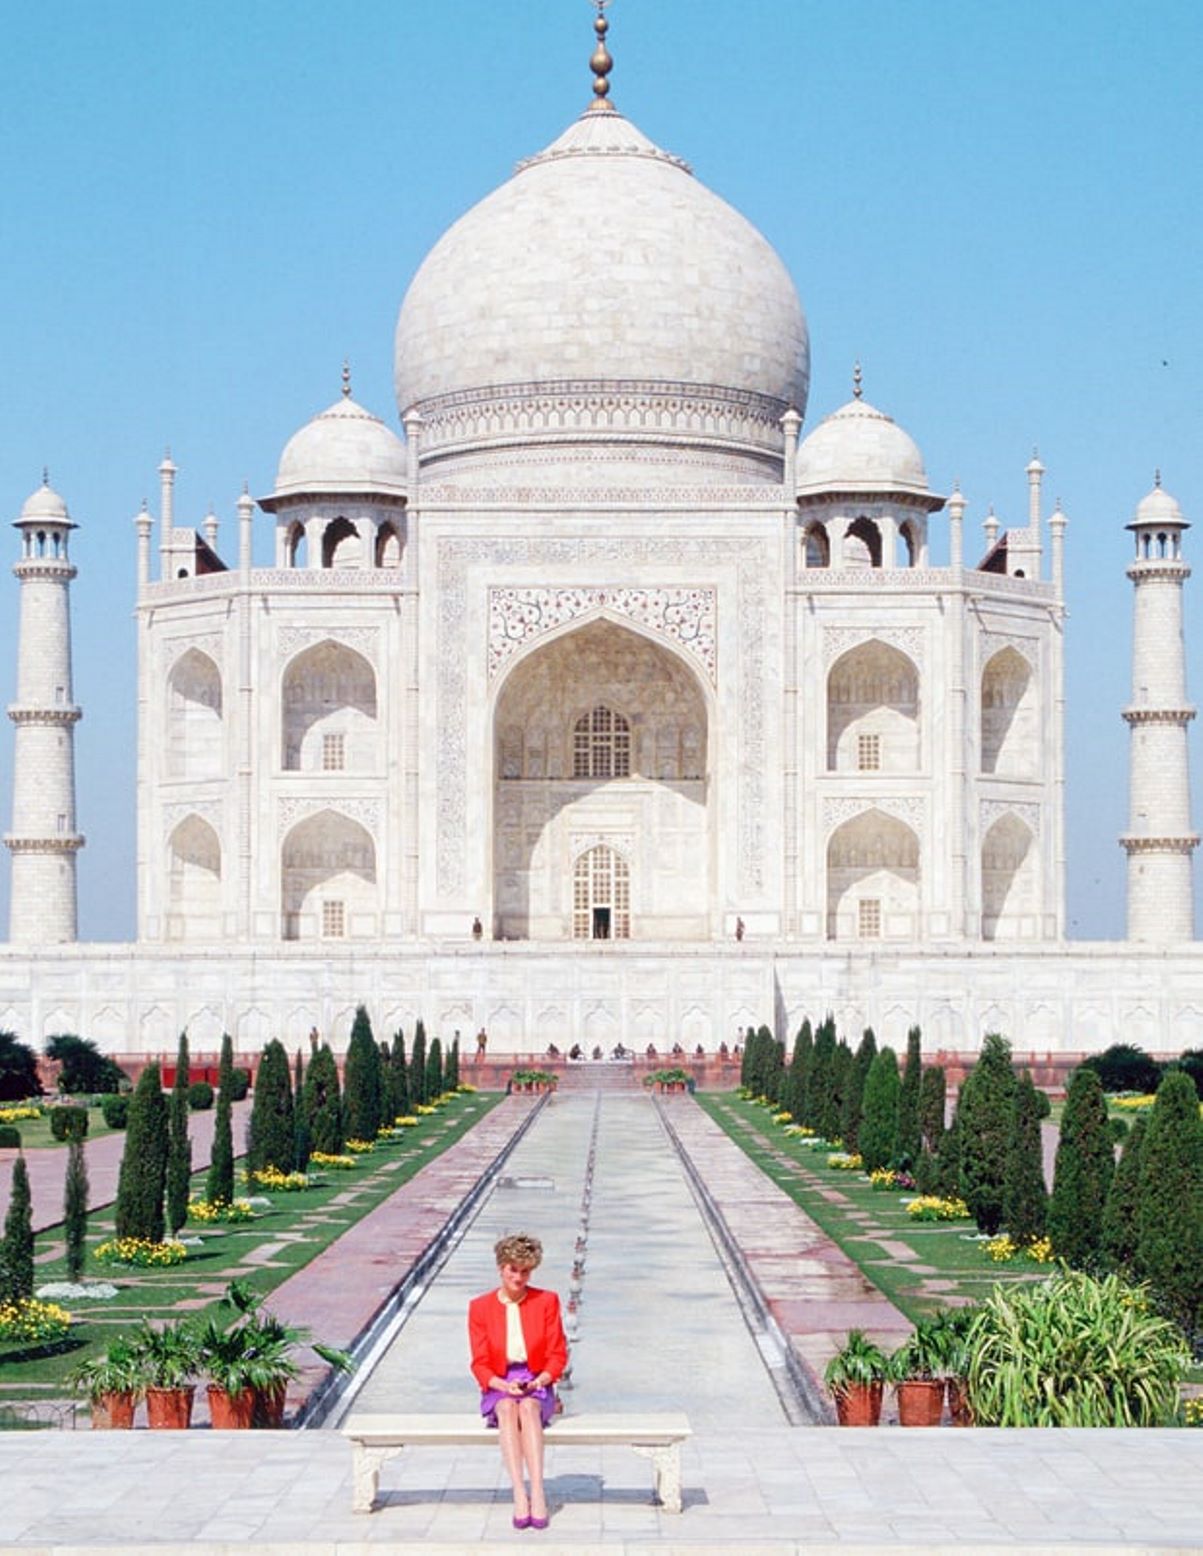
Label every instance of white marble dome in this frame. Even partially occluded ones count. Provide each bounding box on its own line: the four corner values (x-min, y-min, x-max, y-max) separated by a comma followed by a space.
1131, 480, 1187, 528
271, 395, 407, 499
18, 480, 71, 524
795, 396, 931, 498
394, 107, 810, 483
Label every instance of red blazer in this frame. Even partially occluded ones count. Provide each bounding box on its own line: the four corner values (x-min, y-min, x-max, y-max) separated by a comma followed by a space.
468, 1286, 568, 1391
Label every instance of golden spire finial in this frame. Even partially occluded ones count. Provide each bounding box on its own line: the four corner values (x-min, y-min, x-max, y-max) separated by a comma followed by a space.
588, 1, 616, 113
342, 359, 352, 399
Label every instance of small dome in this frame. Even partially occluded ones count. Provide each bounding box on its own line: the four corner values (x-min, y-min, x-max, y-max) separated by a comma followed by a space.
17, 479, 71, 524
271, 396, 407, 500
795, 397, 932, 498
1130, 479, 1187, 529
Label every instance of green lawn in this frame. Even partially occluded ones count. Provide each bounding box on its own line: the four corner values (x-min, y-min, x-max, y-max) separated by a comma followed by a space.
697, 1093, 1050, 1323
0, 1091, 500, 1404
0, 1104, 121, 1151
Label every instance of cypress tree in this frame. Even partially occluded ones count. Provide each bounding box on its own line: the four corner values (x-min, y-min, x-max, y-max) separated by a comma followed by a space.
389, 1031, 410, 1118
781, 1024, 811, 1122
378, 1040, 394, 1121
807, 1017, 837, 1133
165, 1031, 191, 1234
247, 1039, 294, 1173
826, 1040, 852, 1143
919, 1063, 946, 1152
448, 1035, 460, 1091
1102, 1114, 1147, 1272
206, 1033, 236, 1205
64, 1138, 89, 1282
957, 1033, 1018, 1234
303, 1043, 344, 1154
115, 1062, 169, 1241
839, 1027, 876, 1154
895, 1026, 923, 1167
765, 1034, 786, 1106
1003, 1071, 1048, 1245
0, 1155, 34, 1301
344, 1006, 383, 1142
1136, 1069, 1203, 1331
410, 1021, 428, 1106
1048, 1065, 1114, 1267
293, 1048, 311, 1171
859, 1046, 900, 1171
426, 1036, 444, 1102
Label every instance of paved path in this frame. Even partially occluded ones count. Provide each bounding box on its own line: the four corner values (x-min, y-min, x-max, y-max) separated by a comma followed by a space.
0, 1100, 252, 1231
1, 1423, 1200, 1550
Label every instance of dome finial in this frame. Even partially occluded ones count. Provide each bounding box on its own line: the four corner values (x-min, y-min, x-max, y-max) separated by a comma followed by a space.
1154, 467, 1162, 489
852, 360, 863, 400
42, 465, 49, 488
588, 0, 616, 113
342, 359, 352, 399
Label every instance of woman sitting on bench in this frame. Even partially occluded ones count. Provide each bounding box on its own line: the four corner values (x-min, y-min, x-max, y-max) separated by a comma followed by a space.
469, 1233, 568, 1530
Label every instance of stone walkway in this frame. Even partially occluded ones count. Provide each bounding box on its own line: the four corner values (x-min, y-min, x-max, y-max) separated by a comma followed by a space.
0, 1101, 253, 1231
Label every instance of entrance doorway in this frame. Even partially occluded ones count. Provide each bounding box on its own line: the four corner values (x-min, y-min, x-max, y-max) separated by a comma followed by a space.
573, 845, 630, 940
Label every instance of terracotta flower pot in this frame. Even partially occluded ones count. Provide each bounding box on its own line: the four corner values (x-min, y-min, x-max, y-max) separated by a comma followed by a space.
91, 1391, 137, 1430
896, 1378, 945, 1426
207, 1385, 255, 1429
947, 1377, 974, 1426
833, 1380, 883, 1426
253, 1384, 288, 1429
145, 1385, 195, 1429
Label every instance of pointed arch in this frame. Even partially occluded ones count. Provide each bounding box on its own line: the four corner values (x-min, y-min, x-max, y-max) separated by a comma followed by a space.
572, 843, 631, 940
981, 646, 1036, 775
285, 520, 308, 568
801, 519, 830, 569
827, 640, 920, 772
281, 640, 377, 772
167, 815, 222, 939
843, 515, 882, 569
981, 812, 1038, 940
321, 516, 360, 568
280, 809, 376, 941
826, 808, 920, 940
375, 522, 402, 569
167, 649, 223, 779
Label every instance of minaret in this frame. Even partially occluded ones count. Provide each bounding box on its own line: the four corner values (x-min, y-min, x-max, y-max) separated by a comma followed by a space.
5, 477, 84, 942
1121, 475, 1197, 941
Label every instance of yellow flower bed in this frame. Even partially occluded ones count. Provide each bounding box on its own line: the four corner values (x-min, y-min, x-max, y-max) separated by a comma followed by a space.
94, 1237, 187, 1268
986, 1234, 1018, 1262
906, 1195, 971, 1221
394, 1115, 419, 1127
187, 1197, 255, 1223
1185, 1397, 1203, 1427
0, 1105, 43, 1124
1113, 1095, 1157, 1110
345, 1138, 375, 1154
827, 1151, 863, 1171
772, 1110, 793, 1124
1027, 1235, 1055, 1263
0, 1297, 71, 1343
783, 1123, 815, 1137
457, 1083, 477, 1094
310, 1150, 356, 1169
244, 1165, 310, 1191
415, 1104, 436, 1116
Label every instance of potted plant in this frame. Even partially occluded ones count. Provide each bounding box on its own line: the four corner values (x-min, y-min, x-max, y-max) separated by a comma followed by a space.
939, 1305, 979, 1426
197, 1314, 264, 1429
69, 1336, 142, 1429
888, 1315, 950, 1426
213, 1280, 352, 1428
131, 1317, 200, 1429
824, 1329, 889, 1425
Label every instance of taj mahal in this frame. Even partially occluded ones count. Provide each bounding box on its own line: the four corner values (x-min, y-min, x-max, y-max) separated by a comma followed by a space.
2, 12, 1200, 1063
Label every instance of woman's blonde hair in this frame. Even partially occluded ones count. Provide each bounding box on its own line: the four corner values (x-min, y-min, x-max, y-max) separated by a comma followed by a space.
494, 1233, 543, 1270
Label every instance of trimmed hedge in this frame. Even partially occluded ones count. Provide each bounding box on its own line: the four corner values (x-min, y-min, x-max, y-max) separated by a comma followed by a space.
101, 1093, 129, 1129
230, 1067, 251, 1102
0, 1125, 20, 1149
188, 1080, 214, 1110
49, 1106, 88, 1143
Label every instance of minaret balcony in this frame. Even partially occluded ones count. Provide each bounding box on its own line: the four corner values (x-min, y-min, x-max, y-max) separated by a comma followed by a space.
4, 833, 86, 853
1119, 833, 1200, 854
6, 703, 82, 725
1121, 705, 1196, 725
12, 558, 77, 582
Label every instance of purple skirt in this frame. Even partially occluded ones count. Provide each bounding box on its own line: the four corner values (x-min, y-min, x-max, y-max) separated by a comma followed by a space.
479, 1363, 557, 1429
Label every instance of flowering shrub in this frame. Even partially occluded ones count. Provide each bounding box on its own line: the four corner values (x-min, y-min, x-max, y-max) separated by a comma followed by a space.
772, 1111, 793, 1124
827, 1151, 863, 1171
457, 1083, 477, 1094
394, 1115, 419, 1127
244, 1166, 310, 1191
985, 1234, 1018, 1262
415, 1104, 437, 1116
1026, 1235, 1054, 1263
0, 1105, 43, 1124
36, 1281, 118, 1302
0, 1297, 71, 1344
1113, 1094, 1157, 1110
187, 1197, 255, 1224
94, 1237, 187, 1268
310, 1151, 356, 1170
345, 1138, 375, 1154
870, 1168, 917, 1191
783, 1123, 816, 1137
907, 1195, 971, 1222
1185, 1398, 1203, 1427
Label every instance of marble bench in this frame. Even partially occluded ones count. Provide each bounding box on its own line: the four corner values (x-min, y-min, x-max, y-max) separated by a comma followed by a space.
344, 1410, 692, 1514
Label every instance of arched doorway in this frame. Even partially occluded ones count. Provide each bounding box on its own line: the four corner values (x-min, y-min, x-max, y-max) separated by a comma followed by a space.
492, 618, 710, 940
826, 809, 920, 940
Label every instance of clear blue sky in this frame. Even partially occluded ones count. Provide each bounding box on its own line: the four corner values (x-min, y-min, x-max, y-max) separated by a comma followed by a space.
1, 0, 1200, 941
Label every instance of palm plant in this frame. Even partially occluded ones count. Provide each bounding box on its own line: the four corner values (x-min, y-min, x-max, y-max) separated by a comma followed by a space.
823, 1329, 889, 1393
68, 1335, 143, 1402
129, 1316, 200, 1389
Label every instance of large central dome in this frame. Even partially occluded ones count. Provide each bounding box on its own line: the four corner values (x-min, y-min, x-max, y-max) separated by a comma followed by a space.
394, 106, 809, 485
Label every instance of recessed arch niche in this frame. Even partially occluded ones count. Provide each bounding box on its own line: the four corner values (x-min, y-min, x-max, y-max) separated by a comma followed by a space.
981, 812, 1038, 940
981, 647, 1036, 776
281, 809, 376, 940
827, 640, 920, 772
826, 808, 920, 940
167, 649, 223, 779
492, 617, 710, 941
281, 640, 377, 772
166, 814, 221, 939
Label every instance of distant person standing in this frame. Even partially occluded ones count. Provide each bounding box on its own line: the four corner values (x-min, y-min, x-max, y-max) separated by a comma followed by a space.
476, 1027, 488, 1062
